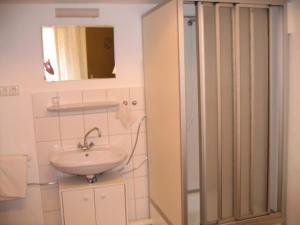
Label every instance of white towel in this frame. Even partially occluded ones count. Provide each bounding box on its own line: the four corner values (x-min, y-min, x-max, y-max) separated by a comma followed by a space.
115, 104, 136, 129
0, 155, 27, 201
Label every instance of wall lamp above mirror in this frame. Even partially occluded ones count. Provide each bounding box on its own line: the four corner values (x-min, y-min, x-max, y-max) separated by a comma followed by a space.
42, 26, 116, 82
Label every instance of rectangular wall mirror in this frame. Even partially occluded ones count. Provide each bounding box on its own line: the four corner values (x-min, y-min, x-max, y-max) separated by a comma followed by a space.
42, 26, 116, 81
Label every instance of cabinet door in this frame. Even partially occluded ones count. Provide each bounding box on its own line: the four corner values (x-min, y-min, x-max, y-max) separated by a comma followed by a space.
94, 185, 127, 225
62, 189, 96, 225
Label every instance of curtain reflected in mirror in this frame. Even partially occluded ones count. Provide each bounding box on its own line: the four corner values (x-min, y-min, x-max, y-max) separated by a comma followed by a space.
42, 26, 116, 82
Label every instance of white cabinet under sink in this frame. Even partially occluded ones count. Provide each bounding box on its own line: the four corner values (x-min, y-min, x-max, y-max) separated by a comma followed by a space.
59, 175, 127, 225
62, 189, 96, 225
94, 185, 127, 225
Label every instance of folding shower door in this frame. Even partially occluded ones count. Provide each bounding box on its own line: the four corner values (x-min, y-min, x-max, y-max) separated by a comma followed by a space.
196, 2, 285, 225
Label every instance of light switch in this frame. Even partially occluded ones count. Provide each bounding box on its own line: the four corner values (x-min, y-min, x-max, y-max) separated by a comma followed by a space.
0, 85, 19, 97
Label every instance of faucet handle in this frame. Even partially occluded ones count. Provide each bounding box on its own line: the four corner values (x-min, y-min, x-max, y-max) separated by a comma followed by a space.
88, 142, 95, 148
98, 131, 102, 137
77, 142, 83, 149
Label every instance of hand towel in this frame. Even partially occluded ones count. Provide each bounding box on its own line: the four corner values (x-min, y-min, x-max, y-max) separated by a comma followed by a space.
115, 104, 136, 129
0, 155, 27, 201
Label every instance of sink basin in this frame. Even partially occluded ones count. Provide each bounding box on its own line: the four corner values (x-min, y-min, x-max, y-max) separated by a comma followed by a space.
50, 147, 127, 181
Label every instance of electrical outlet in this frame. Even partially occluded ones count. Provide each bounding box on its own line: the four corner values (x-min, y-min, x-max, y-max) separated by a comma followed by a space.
0, 85, 19, 97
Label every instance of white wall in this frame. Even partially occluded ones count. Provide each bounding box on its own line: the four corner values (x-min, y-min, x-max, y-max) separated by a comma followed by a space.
0, 3, 153, 225
287, 1, 300, 225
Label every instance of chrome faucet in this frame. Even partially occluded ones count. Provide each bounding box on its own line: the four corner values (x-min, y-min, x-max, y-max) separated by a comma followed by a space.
78, 127, 101, 151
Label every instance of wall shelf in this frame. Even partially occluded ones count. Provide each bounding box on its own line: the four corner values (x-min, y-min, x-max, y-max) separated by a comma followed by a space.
47, 101, 119, 112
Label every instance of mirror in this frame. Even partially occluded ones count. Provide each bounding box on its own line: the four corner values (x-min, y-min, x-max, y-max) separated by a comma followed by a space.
42, 26, 116, 81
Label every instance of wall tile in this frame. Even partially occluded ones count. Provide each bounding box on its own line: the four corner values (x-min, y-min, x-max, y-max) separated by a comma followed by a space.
60, 114, 84, 140
133, 155, 148, 177
135, 198, 149, 219
131, 132, 147, 155
39, 165, 61, 183
58, 91, 83, 116
82, 89, 108, 114
58, 90, 82, 105
122, 161, 134, 179
32, 92, 58, 118
109, 134, 132, 156
127, 199, 136, 221
87, 136, 109, 147
61, 138, 82, 151
82, 89, 106, 102
108, 111, 132, 135
125, 177, 135, 200
130, 87, 145, 111
84, 113, 109, 136
41, 185, 60, 212
107, 88, 130, 104
43, 211, 61, 225
34, 117, 60, 142
36, 141, 61, 166
131, 110, 146, 134
61, 136, 108, 151
134, 177, 148, 198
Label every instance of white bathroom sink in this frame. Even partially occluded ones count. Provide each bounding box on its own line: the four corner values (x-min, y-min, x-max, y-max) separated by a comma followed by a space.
50, 148, 127, 178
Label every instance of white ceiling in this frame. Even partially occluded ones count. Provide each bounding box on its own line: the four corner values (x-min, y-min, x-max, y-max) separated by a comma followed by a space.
0, 0, 166, 4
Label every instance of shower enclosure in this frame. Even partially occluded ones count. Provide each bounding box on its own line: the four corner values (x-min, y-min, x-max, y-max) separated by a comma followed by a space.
184, 2, 285, 224
142, 0, 287, 225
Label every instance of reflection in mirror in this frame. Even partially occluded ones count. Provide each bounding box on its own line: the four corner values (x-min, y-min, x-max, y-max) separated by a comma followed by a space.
42, 26, 116, 81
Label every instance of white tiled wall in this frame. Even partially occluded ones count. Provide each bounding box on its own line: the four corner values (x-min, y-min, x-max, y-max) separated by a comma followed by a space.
32, 87, 149, 225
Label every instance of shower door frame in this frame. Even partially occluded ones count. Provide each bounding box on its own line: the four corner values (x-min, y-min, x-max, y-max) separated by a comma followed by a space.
181, 0, 288, 224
